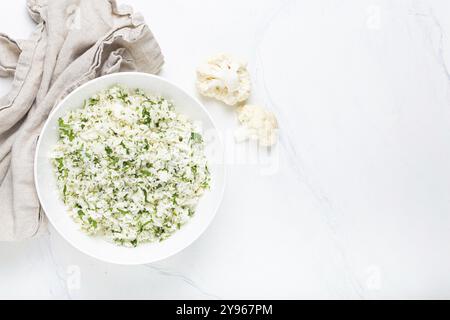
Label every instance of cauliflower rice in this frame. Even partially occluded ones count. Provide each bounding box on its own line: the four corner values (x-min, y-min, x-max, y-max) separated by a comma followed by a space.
52, 85, 210, 247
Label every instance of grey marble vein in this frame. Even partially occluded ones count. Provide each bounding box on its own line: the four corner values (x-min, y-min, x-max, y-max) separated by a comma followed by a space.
144, 264, 221, 299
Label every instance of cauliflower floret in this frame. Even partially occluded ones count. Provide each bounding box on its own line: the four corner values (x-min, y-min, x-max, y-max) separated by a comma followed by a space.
196, 53, 251, 106
235, 104, 278, 147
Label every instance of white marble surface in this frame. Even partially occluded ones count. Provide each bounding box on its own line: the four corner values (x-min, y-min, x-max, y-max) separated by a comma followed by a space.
1, 0, 450, 299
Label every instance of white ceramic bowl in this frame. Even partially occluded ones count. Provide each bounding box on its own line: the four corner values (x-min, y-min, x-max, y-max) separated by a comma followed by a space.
34, 72, 225, 265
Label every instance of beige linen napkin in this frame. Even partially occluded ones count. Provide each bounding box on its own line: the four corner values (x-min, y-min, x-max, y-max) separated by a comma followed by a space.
0, 0, 164, 241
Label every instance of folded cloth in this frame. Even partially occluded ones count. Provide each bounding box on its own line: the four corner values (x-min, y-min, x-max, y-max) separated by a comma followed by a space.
0, 0, 164, 241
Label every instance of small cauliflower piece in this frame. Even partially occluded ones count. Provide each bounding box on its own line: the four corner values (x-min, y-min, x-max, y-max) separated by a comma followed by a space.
235, 104, 278, 147
196, 53, 251, 106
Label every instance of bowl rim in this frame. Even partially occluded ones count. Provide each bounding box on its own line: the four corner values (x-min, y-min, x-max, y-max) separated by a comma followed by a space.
34, 72, 226, 265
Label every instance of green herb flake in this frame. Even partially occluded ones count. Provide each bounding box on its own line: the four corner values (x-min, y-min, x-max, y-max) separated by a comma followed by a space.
88, 217, 97, 228
190, 132, 203, 144
117, 208, 129, 215
58, 118, 75, 141
105, 146, 113, 155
